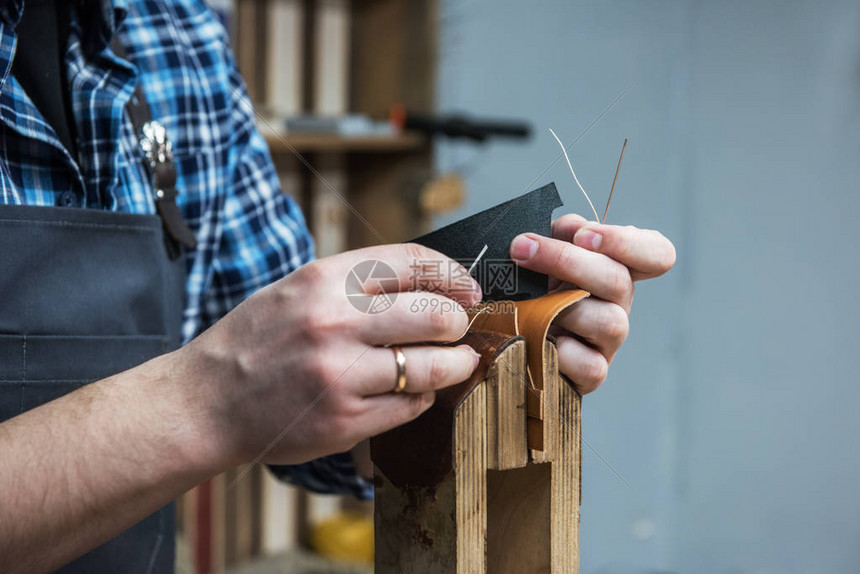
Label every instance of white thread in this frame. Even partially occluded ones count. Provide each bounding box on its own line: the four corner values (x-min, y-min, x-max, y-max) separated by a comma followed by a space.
549, 128, 599, 222
458, 305, 490, 340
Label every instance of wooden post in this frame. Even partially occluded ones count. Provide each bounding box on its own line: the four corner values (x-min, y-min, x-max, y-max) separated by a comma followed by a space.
371, 333, 581, 573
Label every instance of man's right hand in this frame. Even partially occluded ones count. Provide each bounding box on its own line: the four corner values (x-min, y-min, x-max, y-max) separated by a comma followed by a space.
175, 243, 483, 469
0, 243, 482, 573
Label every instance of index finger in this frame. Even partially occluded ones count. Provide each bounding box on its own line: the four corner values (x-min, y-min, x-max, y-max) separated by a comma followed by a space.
554, 216, 676, 280
331, 243, 483, 306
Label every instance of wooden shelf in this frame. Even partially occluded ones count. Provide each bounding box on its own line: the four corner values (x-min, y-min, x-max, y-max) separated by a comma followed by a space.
263, 131, 427, 153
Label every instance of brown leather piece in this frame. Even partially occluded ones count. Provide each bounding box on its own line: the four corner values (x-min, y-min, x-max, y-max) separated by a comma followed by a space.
371, 332, 522, 489
514, 289, 589, 393
468, 289, 589, 449
371, 290, 589, 486
154, 162, 198, 250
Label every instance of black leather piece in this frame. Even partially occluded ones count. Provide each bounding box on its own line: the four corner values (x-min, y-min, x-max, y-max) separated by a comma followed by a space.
412, 183, 563, 301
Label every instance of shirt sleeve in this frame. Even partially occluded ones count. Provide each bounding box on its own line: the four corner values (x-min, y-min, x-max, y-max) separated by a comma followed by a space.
268, 452, 374, 501
199, 14, 372, 500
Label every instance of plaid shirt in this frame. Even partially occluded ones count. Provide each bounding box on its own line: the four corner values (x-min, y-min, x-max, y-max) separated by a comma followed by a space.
0, 0, 370, 499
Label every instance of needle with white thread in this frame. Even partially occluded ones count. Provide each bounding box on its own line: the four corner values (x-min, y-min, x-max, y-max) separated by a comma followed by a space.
468, 244, 488, 275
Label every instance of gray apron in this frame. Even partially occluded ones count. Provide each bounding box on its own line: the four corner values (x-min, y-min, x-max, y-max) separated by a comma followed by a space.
0, 202, 186, 572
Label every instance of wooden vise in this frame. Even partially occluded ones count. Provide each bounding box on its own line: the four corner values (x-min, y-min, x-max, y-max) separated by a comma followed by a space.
371, 290, 588, 573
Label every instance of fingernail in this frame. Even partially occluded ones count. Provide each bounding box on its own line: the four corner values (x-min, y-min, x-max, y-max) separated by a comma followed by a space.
457, 344, 481, 367
574, 228, 602, 250
511, 234, 539, 262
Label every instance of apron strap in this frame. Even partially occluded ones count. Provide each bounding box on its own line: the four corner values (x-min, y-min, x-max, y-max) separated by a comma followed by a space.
110, 36, 198, 256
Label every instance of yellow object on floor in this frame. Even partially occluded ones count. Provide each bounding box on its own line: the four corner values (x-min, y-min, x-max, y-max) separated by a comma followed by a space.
309, 513, 374, 565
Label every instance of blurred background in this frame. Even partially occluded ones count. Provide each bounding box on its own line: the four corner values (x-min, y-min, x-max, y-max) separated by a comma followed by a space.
192, 1, 860, 572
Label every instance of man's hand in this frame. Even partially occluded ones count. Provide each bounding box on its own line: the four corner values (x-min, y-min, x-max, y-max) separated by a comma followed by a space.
180, 243, 482, 468
0, 243, 480, 573
510, 213, 676, 394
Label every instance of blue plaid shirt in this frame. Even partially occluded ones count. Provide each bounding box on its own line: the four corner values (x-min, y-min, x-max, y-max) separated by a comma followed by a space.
0, 0, 370, 499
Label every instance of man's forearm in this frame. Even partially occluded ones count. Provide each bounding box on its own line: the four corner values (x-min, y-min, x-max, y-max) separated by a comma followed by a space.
0, 350, 223, 574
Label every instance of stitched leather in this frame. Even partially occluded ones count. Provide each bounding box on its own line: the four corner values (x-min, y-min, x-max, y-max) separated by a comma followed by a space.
468, 289, 589, 450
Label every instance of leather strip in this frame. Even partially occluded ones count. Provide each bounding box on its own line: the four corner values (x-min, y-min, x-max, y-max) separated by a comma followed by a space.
468, 289, 589, 450
110, 36, 197, 256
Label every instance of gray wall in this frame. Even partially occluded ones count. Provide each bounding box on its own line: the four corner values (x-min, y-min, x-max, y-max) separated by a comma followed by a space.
436, 1, 860, 572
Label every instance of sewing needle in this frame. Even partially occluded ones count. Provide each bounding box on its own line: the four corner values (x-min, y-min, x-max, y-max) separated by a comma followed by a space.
468, 244, 488, 275
602, 138, 627, 224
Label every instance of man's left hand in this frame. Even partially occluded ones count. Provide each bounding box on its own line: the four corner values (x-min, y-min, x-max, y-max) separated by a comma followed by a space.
509, 214, 676, 394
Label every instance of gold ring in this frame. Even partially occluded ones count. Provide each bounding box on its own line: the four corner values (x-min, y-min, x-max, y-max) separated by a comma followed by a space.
391, 346, 407, 393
